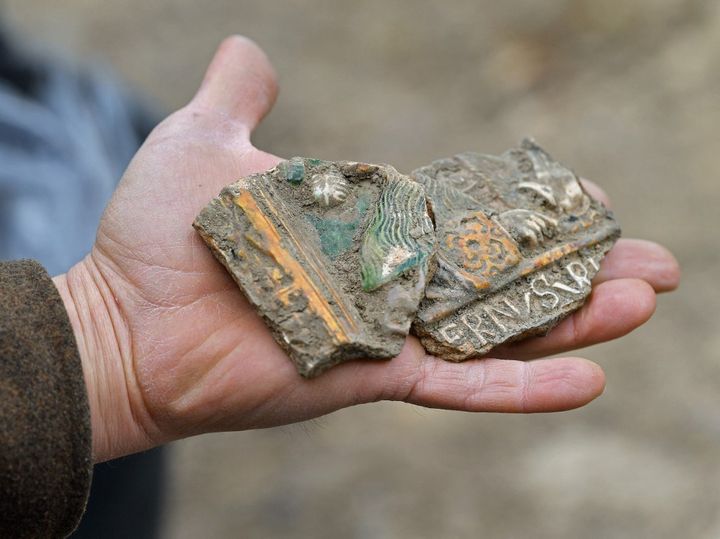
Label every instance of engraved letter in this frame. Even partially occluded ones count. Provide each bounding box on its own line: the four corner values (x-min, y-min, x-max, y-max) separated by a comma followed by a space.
485, 299, 521, 332
461, 312, 495, 347
585, 256, 600, 272
565, 261, 592, 289
552, 282, 583, 295
531, 274, 560, 309
439, 323, 461, 344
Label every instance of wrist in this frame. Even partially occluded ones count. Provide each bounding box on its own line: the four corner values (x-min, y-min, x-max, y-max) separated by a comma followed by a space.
53, 254, 158, 462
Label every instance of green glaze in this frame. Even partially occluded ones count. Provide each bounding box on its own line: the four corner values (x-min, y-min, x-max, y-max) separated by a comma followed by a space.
360, 178, 433, 292
307, 158, 329, 167
308, 196, 372, 260
309, 217, 357, 259
355, 194, 370, 216
281, 158, 305, 184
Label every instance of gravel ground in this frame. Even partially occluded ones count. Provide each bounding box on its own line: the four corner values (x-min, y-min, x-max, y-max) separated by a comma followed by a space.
4, 1, 719, 537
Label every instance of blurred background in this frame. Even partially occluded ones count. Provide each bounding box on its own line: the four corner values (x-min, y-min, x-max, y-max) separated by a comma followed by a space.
2, 0, 717, 537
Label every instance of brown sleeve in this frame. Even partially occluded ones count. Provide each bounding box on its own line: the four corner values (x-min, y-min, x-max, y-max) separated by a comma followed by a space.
0, 260, 92, 538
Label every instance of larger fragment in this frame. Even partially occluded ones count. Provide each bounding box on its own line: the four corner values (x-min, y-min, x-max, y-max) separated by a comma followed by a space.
193, 158, 435, 377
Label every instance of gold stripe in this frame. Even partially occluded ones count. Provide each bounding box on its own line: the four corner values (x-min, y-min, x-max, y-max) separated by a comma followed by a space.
458, 225, 616, 290
234, 191, 350, 344
257, 189, 359, 334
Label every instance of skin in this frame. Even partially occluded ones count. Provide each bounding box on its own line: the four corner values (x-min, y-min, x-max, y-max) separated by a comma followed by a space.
51, 36, 680, 463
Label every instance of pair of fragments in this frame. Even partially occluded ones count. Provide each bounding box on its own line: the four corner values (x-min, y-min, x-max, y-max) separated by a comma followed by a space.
193, 140, 620, 377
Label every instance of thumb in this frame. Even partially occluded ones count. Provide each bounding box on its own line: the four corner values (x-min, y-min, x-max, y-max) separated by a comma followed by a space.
191, 35, 279, 131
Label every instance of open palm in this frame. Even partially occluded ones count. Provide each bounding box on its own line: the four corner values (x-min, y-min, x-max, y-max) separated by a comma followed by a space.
56, 37, 679, 462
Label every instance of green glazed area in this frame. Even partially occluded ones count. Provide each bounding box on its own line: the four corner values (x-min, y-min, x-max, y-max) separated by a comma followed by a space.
280, 158, 305, 184
308, 196, 371, 260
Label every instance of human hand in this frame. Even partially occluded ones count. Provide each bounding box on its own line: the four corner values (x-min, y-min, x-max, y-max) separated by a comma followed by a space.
52, 36, 680, 463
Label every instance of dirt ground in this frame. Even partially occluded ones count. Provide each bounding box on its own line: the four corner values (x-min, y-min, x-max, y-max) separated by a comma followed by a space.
4, 0, 719, 537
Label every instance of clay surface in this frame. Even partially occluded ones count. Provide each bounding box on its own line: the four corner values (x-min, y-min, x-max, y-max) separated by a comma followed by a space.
193, 158, 435, 377
195, 141, 619, 374
410, 139, 620, 359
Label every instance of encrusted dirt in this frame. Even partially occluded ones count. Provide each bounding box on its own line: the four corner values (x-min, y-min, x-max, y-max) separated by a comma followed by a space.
193, 159, 434, 377
7, 1, 718, 537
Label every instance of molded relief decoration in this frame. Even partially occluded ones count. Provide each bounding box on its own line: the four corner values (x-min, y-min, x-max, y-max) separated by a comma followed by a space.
194, 140, 619, 376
